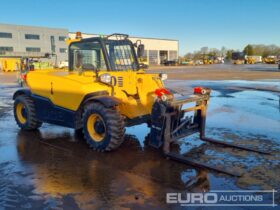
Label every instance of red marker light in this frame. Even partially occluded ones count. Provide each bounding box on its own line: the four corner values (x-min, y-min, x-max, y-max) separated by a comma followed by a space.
155, 88, 171, 97
194, 86, 207, 95
21, 74, 27, 81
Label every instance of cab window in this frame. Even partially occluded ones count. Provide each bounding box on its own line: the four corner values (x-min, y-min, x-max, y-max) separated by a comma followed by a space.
105, 40, 138, 71
70, 41, 107, 71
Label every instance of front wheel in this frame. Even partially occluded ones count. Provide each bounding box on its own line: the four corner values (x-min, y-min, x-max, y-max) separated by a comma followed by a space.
14, 95, 42, 130
82, 103, 125, 152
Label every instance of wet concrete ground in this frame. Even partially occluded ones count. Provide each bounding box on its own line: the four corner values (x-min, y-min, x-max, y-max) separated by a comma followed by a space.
151, 63, 279, 72
149, 63, 280, 80
0, 80, 279, 209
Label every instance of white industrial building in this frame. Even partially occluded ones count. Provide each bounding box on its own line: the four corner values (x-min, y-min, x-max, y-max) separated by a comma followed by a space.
69, 32, 179, 65
0, 23, 179, 65
0, 23, 68, 63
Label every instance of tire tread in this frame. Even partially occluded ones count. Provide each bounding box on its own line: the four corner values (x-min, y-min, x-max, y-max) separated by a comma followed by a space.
82, 103, 125, 152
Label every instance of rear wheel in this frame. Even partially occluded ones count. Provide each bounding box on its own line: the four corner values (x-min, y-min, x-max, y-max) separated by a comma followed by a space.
14, 95, 42, 130
82, 103, 125, 152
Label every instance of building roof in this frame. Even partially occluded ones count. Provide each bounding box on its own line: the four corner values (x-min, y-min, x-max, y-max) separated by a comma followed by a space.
69, 32, 179, 42
0, 23, 68, 31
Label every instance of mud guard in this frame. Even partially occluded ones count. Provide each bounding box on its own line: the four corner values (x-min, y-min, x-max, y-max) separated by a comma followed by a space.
13, 89, 31, 100
82, 95, 121, 108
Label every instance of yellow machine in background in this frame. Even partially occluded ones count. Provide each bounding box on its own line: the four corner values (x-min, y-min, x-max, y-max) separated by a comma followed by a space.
232, 60, 244, 64
203, 58, 213, 65
0, 58, 20, 72
0, 53, 56, 75
201, 55, 213, 65
232, 52, 245, 64
263, 56, 277, 64
0, 58, 53, 72
32, 61, 53, 70
245, 56, 256, 64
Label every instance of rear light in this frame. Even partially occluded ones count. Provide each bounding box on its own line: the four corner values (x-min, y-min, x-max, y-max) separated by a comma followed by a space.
155, 88, 171, 97
155, 88, 172, 101
21, 74, 27, 81
194, 86, 207, 95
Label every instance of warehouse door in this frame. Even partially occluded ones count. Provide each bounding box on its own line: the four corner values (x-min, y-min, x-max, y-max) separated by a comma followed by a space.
160, 51, 168, 64
149, 50, 158, 65
169, 50, 178, 61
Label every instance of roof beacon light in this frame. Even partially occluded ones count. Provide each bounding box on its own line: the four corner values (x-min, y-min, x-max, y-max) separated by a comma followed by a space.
76, 31, 82, 39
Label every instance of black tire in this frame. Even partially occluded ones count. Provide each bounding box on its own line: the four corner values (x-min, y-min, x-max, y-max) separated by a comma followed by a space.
82, 103, 125, 152
14, 95, 42, 130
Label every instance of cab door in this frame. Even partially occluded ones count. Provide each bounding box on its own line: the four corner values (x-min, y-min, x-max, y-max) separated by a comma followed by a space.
49, 40, 109, 111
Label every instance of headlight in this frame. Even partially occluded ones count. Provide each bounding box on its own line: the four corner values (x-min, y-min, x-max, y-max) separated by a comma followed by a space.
159, 73, 168, 81
99, 73, 111, 84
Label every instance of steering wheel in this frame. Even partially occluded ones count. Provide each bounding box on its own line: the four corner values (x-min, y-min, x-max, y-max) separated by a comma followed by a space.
82, 63, 97, 70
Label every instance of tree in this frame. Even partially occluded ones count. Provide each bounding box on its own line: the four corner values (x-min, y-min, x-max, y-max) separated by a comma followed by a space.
209, 48, 219, 57
220, 46, 227, 57
184, 53, 193, 59
243, 44, 254, 55
226, 50, 234, 59
183, 44, 280, 60
244, 44, 280, 57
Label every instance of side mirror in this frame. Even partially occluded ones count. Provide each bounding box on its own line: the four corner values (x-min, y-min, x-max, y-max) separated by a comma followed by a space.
137, 44, 145, 58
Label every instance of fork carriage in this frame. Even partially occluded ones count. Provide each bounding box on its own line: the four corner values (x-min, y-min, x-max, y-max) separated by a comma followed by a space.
149, 87, 270, 176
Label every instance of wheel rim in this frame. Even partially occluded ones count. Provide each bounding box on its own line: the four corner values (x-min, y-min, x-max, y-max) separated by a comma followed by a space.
87, 113, 106, 142
16, 103, 27, 124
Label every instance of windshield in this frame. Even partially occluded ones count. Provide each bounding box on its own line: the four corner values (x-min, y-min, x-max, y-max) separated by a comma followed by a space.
105, 40, 139, 71
70, 41, 107, 71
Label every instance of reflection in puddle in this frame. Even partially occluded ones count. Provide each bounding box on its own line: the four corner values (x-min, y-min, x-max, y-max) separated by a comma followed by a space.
15, 130, 211, 209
